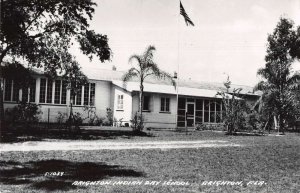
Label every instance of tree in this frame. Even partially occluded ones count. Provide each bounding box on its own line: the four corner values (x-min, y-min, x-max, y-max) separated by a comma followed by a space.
122, 45, 176, 131
255, 17, 300, 134
62, 61, 88, 129
217, 77, 248, 134
0, 0, 112, 130
290, 26, 300, 60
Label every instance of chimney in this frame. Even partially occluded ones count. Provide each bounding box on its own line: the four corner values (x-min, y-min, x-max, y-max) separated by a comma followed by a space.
112, 65, 117, 71
174, 71, 177, 79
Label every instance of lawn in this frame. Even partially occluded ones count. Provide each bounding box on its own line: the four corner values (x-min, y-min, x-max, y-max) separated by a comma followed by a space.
0, 130, 299, 193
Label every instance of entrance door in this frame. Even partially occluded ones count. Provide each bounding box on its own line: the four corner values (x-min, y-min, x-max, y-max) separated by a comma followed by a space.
186, 103, 195, 127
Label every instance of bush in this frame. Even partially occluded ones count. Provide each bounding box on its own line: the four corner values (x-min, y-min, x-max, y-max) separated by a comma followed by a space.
55, 111, 68, 129
130, 112, 144, 132
103, 108, 113, 126
93, 116, 105, 126
5, 101, 42, 129
56, 112, 68, 124
73, 112, 83, 126
83, 106, 103, 126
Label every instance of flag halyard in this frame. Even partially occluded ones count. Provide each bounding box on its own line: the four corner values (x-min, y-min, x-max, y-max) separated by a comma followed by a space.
180, 1, 194, 26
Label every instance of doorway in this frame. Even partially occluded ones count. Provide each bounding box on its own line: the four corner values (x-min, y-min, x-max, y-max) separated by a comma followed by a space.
186, 102, 195, 127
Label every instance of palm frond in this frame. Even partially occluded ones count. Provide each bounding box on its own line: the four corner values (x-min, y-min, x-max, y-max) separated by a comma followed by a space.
122, 67, 139, 88
129, 54, 143, 69
287, 71, 300, 90
143, 45, 156, 64
254, 81, 267, 91
148, 63, 176, 88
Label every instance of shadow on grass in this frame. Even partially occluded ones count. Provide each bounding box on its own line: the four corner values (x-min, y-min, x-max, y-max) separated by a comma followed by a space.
225, 131, 265, 136
1, 128, 154, 143
0, 159, 144, 191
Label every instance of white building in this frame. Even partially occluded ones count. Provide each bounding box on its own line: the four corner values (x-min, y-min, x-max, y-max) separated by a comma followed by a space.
3, 68, 260, 128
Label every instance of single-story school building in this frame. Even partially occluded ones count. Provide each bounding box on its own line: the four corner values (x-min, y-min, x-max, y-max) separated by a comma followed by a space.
3, 67, 260, 128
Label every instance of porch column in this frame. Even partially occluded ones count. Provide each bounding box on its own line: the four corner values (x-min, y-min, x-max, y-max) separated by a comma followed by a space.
35, 77, 40, 104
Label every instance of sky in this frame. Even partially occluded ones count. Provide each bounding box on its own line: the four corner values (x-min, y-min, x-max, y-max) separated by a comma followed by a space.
71, 0, 300, 86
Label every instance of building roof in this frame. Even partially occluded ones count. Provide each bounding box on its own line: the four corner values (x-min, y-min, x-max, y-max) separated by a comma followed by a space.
112, 80, 238, 99
81, 66, 261, 96
82, 67, 125, 81
29, 65, 260, 97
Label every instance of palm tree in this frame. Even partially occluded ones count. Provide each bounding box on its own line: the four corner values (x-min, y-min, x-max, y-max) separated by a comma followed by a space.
255, 63, 300, 134
254, 17, 300, 134
122, 45, 176, 131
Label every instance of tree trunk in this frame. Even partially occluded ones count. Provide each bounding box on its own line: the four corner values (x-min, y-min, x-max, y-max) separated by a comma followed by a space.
138, 81, 144, 131
0, 78, 4, 136
278, 114, 285, 134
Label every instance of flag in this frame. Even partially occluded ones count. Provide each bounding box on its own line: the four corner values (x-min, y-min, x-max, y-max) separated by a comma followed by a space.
180, 1, 194, 26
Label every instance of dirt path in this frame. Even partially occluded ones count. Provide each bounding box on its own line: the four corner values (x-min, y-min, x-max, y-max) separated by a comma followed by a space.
0, 140, 242, 152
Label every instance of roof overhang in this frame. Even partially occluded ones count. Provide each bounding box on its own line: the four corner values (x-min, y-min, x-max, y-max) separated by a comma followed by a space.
112, 81, 239, 99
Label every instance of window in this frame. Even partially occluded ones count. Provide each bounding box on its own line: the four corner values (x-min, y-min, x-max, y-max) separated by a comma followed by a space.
22, 79, 36, 103
210, 101, 216, 123
4, 79, 13, 101
4, 78, 36, 103
76, 86, 82, 105
89, 83, 95, 106
39, 78, 46, 103
177, 97, 223, 126
12, 82, 20, 102
204, 100, 210, 122
4, 79, 20, 102
29, 79, 36, 102
72, 83, 95, 106
177, 97, 186, 127
84, 83, 95, 106
216, 101, 222, 123
40, 78, 53, 104
54, 80, 61, 104
46, 79, 53, 103
117, 95, 124, 110
23, 87, 29, 102
143, 95, 150, 111
195, 99, 203, 123
160, 97, 170, 112
40, 78, 66, 104
54, 80, 67, 104
83, 83, 89, 105
61, 81, 67, 104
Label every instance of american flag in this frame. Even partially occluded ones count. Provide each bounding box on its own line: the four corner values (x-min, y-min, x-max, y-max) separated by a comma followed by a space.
180, 1, 194, 26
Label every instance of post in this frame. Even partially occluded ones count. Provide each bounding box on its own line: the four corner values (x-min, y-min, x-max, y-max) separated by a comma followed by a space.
174, 72, 179, 131
47, 108, 50, 130
185, 111, 188, 135
175, 1, 180, 131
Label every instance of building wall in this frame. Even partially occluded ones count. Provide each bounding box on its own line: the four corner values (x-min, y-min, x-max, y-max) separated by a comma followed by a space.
131, 92, 177, 128
3, 75, 260, 128
130, 92, 226, 128
112, 85, 132, 125
3, 76, 112, 123
93, 80, 112, 117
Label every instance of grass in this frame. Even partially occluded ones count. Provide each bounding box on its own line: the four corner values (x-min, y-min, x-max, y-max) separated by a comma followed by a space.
0, 130, 299, 193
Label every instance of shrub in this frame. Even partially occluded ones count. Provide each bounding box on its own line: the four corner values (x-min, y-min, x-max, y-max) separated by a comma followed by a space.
56, 112, 68, 124
93, 116, 105, 126
195, 123, 207, 130
83, 106, 100, 126
130, 112, 144, 132
5, 101, 42, 129
73, 112, 83, 126
104, 108, 113, 126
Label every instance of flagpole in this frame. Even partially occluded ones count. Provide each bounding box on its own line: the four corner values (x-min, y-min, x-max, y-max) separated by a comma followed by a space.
175, 0, 180, 131
176, 0, 194, 132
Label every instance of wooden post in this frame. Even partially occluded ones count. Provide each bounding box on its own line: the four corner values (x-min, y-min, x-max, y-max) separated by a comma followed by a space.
47, 108, 50, 130
185, 111, 188, 135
